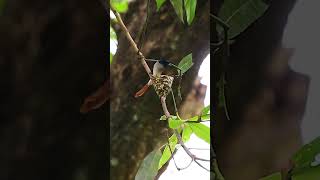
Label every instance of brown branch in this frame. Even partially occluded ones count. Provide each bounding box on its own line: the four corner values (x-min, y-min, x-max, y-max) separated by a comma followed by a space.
111, 8, 153, 79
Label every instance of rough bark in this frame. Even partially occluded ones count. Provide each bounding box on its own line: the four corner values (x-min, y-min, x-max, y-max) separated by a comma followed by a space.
0, 1, 107, 180
110, 0, 209, 179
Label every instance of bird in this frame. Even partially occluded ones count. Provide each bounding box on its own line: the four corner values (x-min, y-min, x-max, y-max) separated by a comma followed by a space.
134, 59, 170, 98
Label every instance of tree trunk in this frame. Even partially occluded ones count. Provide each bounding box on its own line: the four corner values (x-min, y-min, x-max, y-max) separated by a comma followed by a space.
213, 0, 309, 179
110, 0, 209, 179
0, 1, 107, 180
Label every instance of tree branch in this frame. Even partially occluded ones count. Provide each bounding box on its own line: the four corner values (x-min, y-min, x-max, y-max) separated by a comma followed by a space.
112, 6, 209, 173
111, 8, 153, 78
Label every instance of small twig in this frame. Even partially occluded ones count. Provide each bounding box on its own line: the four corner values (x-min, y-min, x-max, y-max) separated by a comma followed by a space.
137, 0, 151, 50
210, 13, 229, 30
171, 90, 179, 116
211, 12, 231, 121
166, 131, 180, 170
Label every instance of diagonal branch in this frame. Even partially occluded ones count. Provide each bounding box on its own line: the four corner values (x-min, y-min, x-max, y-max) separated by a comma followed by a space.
111, 8, 153, 79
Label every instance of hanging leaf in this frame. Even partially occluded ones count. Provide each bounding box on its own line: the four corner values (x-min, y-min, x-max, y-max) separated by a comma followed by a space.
184, 0, 197, 25
170, 0, 184, 23
168, 116, 184, 129
156, 0, 166, 11
178, 53, 193, 74
189, 123, 210, 143
217, 0, 269, 39
259, 172, 282, 180
201, 104, 210, 116
158, 134, 177, 169
111, 0, 129, 13
135, 148, 162, 180
292, 137, 320, 171
292, 166, 320, 180
182, 124, 193, 142
110, 53, 113, 64
110, 26, 117, 40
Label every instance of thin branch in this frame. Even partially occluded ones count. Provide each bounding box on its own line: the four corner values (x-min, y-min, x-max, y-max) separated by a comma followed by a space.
194, 160, 210, 172
171, 90, 179, 116
111, 9, 153, 78
166, 131, 180, 170
137, 0, 151, 50
210, 13, 229, 29
211, 12, 231, 121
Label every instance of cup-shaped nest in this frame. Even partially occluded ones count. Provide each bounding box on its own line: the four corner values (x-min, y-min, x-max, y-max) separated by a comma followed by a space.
152, 75, 174, 98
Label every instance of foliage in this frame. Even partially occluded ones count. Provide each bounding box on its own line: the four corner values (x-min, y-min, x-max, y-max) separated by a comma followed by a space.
178, 53, 194, 74
135, 149, 162, 180
110, 0, 129, 13
189, 123, 210, 143
157, 0, 197, 25
156, 0, 166, 11
158, 133, 177, 169
217, 0, 269, 39
110, 25, 117, 63
289, 137, 320, 179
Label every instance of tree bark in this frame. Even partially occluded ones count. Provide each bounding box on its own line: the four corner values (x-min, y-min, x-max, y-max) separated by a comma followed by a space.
213, 0, 309, 179
110, 0, 209, 179
0, 1, 107, 180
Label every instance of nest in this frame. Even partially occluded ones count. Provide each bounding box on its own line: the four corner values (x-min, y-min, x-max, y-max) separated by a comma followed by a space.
152, 75, 174, 98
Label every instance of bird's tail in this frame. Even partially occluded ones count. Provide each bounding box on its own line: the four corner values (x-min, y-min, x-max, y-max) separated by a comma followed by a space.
135, 83, 150, 98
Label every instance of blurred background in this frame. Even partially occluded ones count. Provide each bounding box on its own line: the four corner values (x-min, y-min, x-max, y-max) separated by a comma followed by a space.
0, 1, 107, 180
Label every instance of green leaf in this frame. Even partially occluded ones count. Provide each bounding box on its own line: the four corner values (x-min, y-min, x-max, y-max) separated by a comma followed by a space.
185, 114, 210, 122
189, 123, 210, 143
160, 115, 167, 120
184, 0, 197, 25
168, 116, 184, 129
135, 148, 162, 180
292, 166, 320, 180
170, 0, 184, 23
259, 172, 282, 180
158, 134, 177, 169
156, 0, 166, 11
182, 124, 193, 142
110, 26, 117, 40
292, 137, 320, 171
201, 105, 210, 116
110, 53, 113, 64
111, 0, 129, 13
217, 0, 269, 39
178, 53, 193, 74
